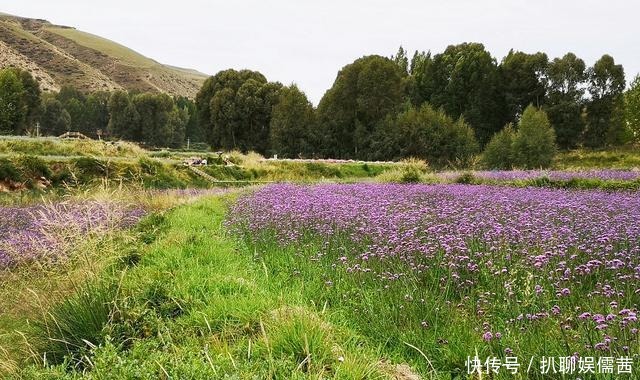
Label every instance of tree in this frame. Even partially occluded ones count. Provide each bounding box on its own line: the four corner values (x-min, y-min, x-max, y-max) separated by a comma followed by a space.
545, 53, 587, 149
16, 69, 41, 130
167, 105, 189, 148
133, 93, 174, 147
317, 55, 404, 159
40, 97, 71, 136
483, 124, 516, 169
373, 103, 479, 166
512, 105, 557, 168
392, 46, 409, 75
411, 43, 509, 145
175, 96, 202, 143
196, 69, 267, 148
56, 85, 88, 134
500, 50, 549, 122
0, 69, 26, 134
584, 54, 627, 147
107, 91, 141, 141
626, 75, 640, 142
85, 92, 110, 138
269, 84, 316, 158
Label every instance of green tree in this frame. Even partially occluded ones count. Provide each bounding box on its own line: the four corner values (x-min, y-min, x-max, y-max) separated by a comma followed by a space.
40, 97, 71, 136
317, 55, 404, 159
175, 96, 202, 143
133, 93, 174, 147
85, 92, 110, 138
107, 91, 141, 141
167, 105, 189, 148
584, 54, 627, 147
545, 53, 586, 149
374, 103, 479, 166
16, 69, 41, 130
196, 69, 267, 147
412, 43, 509, 145
483, 124, 516, 169
56, 85, 88, 134
512, 105, 557, 168
626, 75, 640, 142
392, 46, 409, 75
0, 69, 26, 134
269, 84, 316, 158
500, 50, 549, 122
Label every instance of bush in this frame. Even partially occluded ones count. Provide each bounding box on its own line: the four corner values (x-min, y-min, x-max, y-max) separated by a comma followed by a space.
483, 105, 557, 169
483, 124, 516, 169
376, 104, 479, 168
512, 105, 557, 168
15, 155, 52, 179
0, 158, 21, 182
376, 158, 430, 183
74, 157, 107, 177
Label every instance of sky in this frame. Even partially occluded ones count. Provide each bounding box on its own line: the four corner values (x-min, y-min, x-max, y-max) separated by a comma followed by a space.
2, 0, 639, 104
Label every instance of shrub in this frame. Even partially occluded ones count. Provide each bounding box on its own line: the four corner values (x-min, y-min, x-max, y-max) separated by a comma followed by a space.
15, 155, 52, 179
483, 105, 557, 169
74, 157, 107, 177
512, 105, 557, 168
0, 158, 21, 182
375, 158, 430, 183
376, 104, 479, 168
483, 124, 516, 169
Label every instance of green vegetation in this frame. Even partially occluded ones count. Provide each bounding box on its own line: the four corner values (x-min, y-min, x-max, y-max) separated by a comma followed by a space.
554, 146, 640, 169
1, 196, 405, 379
484, 105, 557, 169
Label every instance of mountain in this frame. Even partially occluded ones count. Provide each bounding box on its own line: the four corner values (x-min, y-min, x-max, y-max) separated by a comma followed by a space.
0, 13, 208, 97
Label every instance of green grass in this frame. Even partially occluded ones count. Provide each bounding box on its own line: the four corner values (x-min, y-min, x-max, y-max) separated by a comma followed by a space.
2, 195, 402, 379
555, 146, 640, 169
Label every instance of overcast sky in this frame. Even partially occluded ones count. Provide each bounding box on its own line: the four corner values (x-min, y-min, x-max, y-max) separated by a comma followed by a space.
2, 0, 638, 104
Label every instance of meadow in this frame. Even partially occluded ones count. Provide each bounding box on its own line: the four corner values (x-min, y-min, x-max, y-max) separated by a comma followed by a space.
1, 137, 640, 378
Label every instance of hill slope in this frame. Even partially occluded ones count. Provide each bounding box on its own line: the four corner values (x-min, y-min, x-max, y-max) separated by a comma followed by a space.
0, 13, 208, 97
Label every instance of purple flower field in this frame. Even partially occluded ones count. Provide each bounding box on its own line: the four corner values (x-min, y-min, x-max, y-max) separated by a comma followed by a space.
438, 169, 640, 182
229, 183, 640, 354
0, 201, 145, 269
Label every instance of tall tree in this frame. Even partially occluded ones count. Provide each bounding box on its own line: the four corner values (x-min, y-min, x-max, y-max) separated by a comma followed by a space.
107, 91, 140, 141
500, 50, 549, 122
40, 97, 71, 136
167, 105, 189, 148
133, 93, 174, 147
412, 43, 509, 145
317, 55, 404, 159
0, 69, 26, 134
85, 92, 110, 138
196, 69, 267, 148
269, 84, 316, 158
545, 53, 587, 149
626, 75, 640, 142
56, 85, 87, 134
175, 96, 202, 143
584, 54, 626, 147
16, 69, 41, 130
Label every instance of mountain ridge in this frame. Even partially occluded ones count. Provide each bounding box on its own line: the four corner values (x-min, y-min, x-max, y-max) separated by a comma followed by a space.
0, 13, 208, 97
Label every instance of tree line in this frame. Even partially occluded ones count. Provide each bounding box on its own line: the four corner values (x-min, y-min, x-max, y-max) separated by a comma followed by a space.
0, 68, 204, 147
1, 43, 640, 168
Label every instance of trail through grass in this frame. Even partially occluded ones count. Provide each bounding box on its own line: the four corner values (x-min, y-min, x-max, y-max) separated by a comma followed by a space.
2, 195, 405, 379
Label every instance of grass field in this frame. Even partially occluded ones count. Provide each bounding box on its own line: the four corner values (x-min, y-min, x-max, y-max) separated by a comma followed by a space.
2, 185, 639, 378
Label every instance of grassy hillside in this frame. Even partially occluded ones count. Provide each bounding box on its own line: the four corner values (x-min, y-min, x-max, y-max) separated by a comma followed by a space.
0, 13, 207, 97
